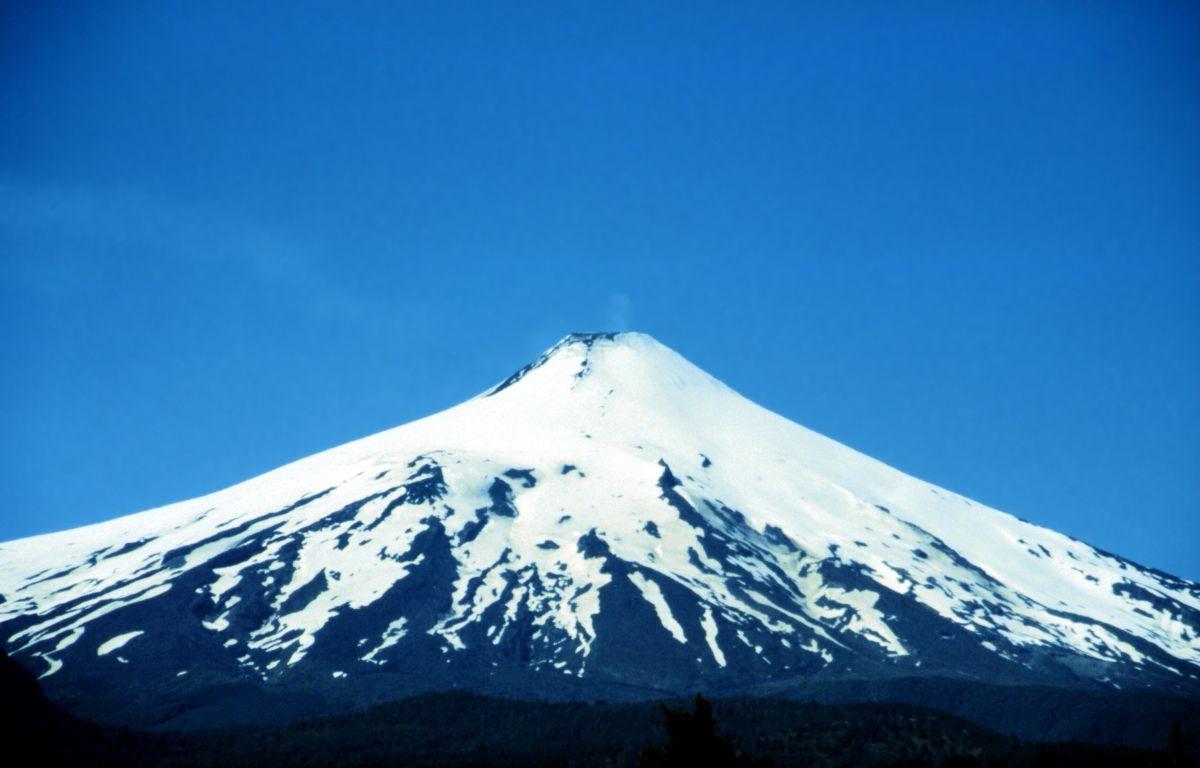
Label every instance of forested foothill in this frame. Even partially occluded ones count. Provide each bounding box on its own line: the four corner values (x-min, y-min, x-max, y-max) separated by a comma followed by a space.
3, 650, 1194, 768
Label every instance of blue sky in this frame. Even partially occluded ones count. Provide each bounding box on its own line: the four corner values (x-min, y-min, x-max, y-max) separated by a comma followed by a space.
2, 1, 1198, 580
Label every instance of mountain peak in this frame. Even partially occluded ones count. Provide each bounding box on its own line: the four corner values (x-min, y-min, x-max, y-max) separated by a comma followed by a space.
559, 331, 625, 346
2, 332, 1198, 730
486, 331, 674, 397
550, 330, 659, 357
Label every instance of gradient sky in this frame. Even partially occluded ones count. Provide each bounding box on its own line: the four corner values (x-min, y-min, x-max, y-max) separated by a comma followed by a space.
1, 1, 1198, 580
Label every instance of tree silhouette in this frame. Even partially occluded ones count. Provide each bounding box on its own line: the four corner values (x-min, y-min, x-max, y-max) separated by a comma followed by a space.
1168, 719, 1195, 768
639, 694, 771, 768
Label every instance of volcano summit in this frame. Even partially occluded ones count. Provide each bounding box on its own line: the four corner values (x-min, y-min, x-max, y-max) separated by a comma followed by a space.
1, 332, 1197, 728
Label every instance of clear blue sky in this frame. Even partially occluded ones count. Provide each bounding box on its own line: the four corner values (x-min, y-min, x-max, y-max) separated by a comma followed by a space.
2, 2, 1197, 580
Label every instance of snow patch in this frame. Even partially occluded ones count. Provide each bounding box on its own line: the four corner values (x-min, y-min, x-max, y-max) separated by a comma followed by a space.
628, 572, 686, 643
700, 606, 726, 667
97, 631, 144, 656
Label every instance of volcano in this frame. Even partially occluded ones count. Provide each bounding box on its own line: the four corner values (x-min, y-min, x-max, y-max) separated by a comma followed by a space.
1, 332, 1197, 729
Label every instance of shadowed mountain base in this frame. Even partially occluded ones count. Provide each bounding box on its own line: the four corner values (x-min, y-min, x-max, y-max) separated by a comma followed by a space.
3, 651, 1194, 768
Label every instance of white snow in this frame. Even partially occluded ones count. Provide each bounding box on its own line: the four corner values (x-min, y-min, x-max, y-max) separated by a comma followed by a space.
0, 332, 1196, 684
40, 657, 62, 679
628, 572, 687, 643
362, 618, 408, 665
97, 631, 144, 656
700, 606, 726, 667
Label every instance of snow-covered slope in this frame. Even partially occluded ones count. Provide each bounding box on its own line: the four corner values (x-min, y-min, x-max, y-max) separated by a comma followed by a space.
1, 332, 1197, 726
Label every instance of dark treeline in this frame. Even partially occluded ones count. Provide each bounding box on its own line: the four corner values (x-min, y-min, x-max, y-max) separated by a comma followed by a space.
775, 676, 1200, 750
3, 652, 1195, 768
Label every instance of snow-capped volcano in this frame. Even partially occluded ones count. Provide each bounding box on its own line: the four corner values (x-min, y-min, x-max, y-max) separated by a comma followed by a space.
1, 332, 1197, 727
